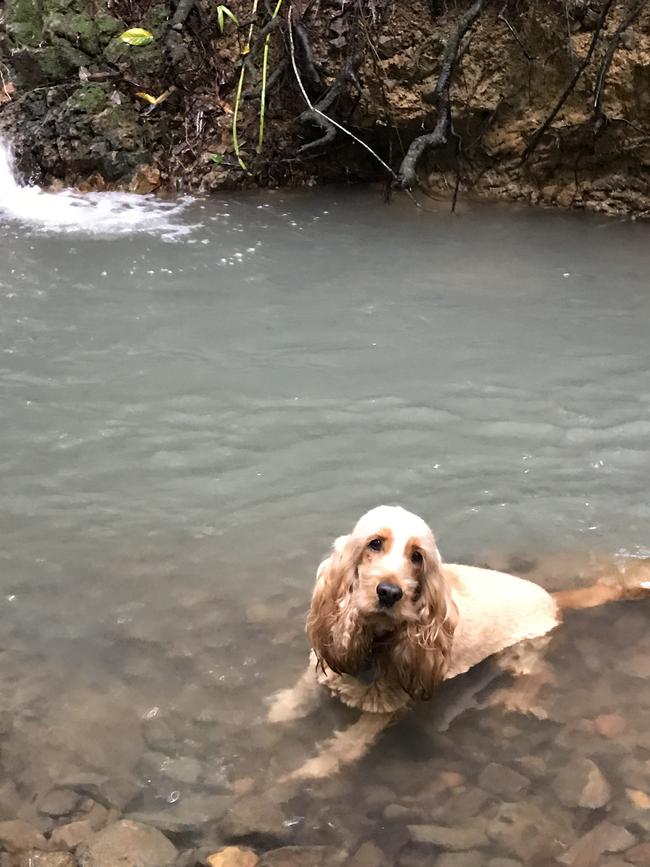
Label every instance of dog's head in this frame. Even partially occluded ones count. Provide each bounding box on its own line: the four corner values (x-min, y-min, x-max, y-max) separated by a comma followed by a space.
306, 505, 457, 699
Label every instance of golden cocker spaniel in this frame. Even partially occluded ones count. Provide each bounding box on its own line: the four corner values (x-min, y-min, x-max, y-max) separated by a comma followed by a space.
268, 505, 650, 780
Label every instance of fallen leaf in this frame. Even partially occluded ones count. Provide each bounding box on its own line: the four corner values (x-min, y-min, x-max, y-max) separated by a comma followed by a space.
119, 27, 154, 46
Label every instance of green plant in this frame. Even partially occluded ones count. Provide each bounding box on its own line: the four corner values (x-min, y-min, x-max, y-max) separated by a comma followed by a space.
216, 4, 238, 33
258, 0, 283, 153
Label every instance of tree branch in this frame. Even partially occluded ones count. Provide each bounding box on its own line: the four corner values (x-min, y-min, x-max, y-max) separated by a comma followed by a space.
592, 0, 646, 131
521, 0, 615, 162
396, 0, 493, 189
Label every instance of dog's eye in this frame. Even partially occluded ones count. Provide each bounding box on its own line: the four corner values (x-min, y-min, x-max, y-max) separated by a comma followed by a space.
411, 550, 423, 565
368, 538, 383, 552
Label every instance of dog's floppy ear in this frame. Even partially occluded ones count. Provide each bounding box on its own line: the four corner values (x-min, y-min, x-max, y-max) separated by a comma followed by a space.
391, 550, 457, 700
306, 534, 370, 675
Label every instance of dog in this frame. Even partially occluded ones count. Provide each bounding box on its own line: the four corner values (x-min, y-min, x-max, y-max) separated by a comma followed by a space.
268, 505, 650, 780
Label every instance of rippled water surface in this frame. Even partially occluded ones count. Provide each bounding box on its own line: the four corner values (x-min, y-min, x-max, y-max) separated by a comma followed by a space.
1, 183, 650, 863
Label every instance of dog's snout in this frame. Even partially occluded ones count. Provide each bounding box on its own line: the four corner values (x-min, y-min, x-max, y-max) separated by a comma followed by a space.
376, 582, 403, 607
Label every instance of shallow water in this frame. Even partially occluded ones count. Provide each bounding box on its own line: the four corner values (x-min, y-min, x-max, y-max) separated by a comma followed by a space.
1, 161, 650, 862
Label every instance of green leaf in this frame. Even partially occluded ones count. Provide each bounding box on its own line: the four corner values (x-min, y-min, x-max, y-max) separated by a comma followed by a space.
119, 27, 154, 46
216, 4, 238, 33
209, 153, 225, 164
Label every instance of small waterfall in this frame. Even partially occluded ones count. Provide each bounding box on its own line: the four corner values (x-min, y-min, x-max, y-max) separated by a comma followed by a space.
0, 139, 195, 238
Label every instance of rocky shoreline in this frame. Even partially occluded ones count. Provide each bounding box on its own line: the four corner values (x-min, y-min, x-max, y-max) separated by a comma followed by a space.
1, 0, 649, 216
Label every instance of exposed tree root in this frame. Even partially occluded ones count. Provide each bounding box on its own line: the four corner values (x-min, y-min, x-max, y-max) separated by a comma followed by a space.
521, 0, 615, 161
396, 0, 494, 189
592, 0, 646, 131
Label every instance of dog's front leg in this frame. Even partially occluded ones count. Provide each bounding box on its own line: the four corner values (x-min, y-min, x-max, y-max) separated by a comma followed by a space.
283, 711, 397, 781
487, 635, 556, 719
266, 665, 321, 723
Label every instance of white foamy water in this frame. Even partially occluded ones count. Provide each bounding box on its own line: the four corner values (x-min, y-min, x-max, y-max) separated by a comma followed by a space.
0, 139, 196, 238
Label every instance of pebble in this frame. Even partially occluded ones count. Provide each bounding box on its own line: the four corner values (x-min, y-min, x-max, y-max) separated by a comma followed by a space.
594, 713, 626, 738
15, 854, 76, 867
127, 793, 233, 834
37, 790, 81, 819
260, 847, 345, 866
625, 842, 650, 865
49, 819, 95, 850
557, 821, 637, 865
0, 820, 49, 853
220, 796, 286, 845
77, 820, 177, 867
626, 788, 650, 810
478, 763, 529, 798
434, 854, 483, 867
406, 823, 488, 850
553, 757, 611, 808
206, 847, 260, 867
347, 841, 386, 867
56, 775, 140, 812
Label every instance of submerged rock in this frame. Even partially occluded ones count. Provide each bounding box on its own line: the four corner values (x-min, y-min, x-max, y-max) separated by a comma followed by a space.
477, 763, 529, 799
0, 819, 49, 852
220, 797, 286, 845
37, 789, 81, 819
259, 847, 345, 867
406, 823, 488, 851
553, 757, 611, 809
15, 853, 76, 867
206, 848, 260, 867
127, 793, 233, 834
49, 819, 95, 850
77, 819, 177, 867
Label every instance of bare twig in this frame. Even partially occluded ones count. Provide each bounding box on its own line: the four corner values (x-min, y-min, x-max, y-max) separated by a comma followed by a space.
497, 1, 533, 60
521, 0, 615, 161
287, 4, 397, 178
396, 0, 493, 188
592, 0, 646, 131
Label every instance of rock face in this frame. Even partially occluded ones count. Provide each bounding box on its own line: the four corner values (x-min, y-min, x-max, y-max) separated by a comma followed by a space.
0, 0, 649, 215
77, 819, 177, 867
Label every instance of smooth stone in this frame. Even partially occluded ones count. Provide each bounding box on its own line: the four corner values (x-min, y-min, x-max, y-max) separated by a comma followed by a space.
259, 847, 345, 867
593, 713, 626, 738
625, 843, 650, 865
553, 757, 611, 808
0, 820, 49, 852
557, 821, 636, 865
486, 802, 571, 860
206, 847, 260, 867
128, 794, 233, 833
77, 820, 177, 867
81, 802, 110, 831
38, 790, 82, 819
163, 757, 203, 786
435, 854, 483, 867
406, 824, 488, 850
56, 775, 140, 811
477, 763, 529, 799
347, 841, 386, 867
50, 820, 95, 850
487, 861, 522, 867
220, 797, 286, 844
627, 788, 650, 810
15, 854, 76, 867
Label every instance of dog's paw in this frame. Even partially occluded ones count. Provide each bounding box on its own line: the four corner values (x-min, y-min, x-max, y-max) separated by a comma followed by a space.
266, 688, 309, 723
282, 753, 340, 781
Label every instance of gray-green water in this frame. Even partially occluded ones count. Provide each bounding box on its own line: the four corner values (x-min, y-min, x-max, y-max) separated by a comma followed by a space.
1, 175, 649, 863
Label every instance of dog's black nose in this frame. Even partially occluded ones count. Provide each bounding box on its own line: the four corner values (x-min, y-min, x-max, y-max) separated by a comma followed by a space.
376, 582, 403, 607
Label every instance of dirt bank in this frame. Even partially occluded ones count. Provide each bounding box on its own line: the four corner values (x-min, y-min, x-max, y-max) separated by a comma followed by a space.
1, 0, 649, 215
